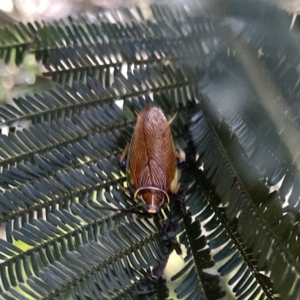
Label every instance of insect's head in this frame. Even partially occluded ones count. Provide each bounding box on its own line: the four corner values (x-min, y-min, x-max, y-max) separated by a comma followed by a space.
134, 187, 170, 214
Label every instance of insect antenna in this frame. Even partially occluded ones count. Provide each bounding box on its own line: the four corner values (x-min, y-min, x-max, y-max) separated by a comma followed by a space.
92, 204, 147, 216
92, 203, 147, 215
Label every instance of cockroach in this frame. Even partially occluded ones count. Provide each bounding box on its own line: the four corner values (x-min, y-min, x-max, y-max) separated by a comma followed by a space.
118, 105, 183, 255
120, 105, 180, 214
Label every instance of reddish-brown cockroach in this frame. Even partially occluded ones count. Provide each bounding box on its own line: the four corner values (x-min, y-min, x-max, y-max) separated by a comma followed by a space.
120, 105, 180, 213
120, 105, 182, 254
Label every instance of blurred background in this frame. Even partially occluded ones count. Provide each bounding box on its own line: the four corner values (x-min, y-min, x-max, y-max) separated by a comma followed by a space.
0, 0, 299, 105
0, 0, 141, 105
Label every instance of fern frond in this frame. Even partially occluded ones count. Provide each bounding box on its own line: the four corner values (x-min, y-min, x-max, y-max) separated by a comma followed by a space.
0, 21, 39, 65
0, 65, 200, 128
0, 204, 168, 299
172, 203, 225, 299
201, 55, 300, 217
224, 0, 300, 66
32, 4, 206, 64
0, 91, 193, 242
167, 162, 225, 300
190, 166, 275, 299
0, 4, 220, 67
190, 102, 300, 298
43, 37, 209, 86
259, 55, 300, 137
0, 102, 129, 167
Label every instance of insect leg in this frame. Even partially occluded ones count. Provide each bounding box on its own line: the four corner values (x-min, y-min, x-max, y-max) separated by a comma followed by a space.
174, 182, 181, 194
177, 160, 187, 168
175, 152, 187, 168
119, 142, 129, 169
117, 183, 130, 195
119, 161, 126, 168
152, 253, 170, 278
168, 112, 178, 125
153, 214, 182, 255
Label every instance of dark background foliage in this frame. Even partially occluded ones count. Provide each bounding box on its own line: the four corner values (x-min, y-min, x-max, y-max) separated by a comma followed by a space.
0, 0, 299, 299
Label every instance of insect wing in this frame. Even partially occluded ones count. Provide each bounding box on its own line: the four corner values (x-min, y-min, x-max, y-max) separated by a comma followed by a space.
127, 106, 176, 192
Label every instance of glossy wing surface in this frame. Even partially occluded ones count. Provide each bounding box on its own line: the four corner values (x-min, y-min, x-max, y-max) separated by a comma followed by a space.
127, 106, 176, 191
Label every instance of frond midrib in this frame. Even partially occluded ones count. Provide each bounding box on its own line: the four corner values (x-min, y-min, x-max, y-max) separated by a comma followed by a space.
0, 175, 125, 224
204, 108, 300, 274
0, 71, 200, 128
191, 166, 275, 299
1, 208, 112, 268
43, 55, 201, 77
0, 41, 31, 49
42, 226, 162, 299
0, 117, 132, 166
180, 207, 215, 299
